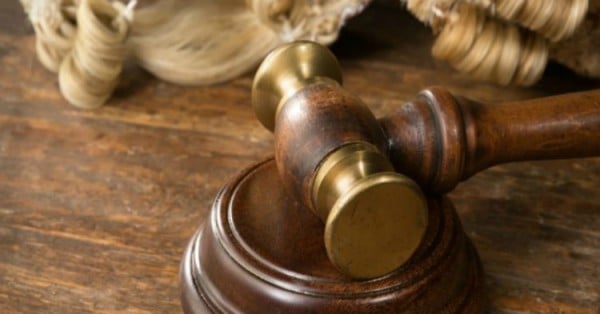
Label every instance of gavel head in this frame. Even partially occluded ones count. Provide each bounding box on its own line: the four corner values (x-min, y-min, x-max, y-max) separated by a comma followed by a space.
252, 41, 428, 279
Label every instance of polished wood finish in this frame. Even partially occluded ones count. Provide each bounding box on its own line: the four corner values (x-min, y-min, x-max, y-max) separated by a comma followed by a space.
275, 82, 387, 210
264, 50, 600, 198
257, 43, 600, 308
381, 88, 600, 192
1, 0, 599, 312
181, 159, 484, 313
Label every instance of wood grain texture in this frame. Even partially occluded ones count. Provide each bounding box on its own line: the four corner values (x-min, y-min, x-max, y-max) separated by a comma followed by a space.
381, 87, 600, 192
0, 0, 598, 313
181, 159, 484, 313
274, 82, 387, 212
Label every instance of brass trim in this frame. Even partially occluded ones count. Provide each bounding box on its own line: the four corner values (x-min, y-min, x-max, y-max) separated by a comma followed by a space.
252, 41, 343, 131
312, 143, 392, 220
312, 142, 429, 279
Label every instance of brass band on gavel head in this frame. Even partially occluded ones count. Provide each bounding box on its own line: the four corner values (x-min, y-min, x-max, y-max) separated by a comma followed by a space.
252, 42, 429, 279
313, 142, 428, 279
252, 40, 343, 132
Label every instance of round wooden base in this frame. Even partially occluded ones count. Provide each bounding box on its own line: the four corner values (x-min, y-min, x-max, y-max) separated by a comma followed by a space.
180, 158, 485, 313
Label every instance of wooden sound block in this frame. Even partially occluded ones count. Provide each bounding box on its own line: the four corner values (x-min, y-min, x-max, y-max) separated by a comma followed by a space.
180, 158, 486, 313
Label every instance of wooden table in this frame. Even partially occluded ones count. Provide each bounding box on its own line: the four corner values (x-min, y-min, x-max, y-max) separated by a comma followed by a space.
1, 1, 598, 313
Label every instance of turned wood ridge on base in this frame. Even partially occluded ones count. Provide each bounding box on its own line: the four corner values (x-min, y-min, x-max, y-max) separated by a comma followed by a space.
180, 159, 485, 313
252, 41, 600, 279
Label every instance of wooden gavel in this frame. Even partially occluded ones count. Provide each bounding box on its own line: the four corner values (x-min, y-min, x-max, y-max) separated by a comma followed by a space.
252, 41, 600, 279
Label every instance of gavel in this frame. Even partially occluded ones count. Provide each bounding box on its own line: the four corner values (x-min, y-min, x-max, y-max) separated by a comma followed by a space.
252, 41, 600, 279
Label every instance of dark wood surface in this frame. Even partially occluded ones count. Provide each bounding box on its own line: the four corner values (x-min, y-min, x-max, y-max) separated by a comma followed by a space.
1, 1, 598, 313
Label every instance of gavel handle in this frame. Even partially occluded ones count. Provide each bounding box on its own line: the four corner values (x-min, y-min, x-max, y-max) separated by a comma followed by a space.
380, 88, 600, 193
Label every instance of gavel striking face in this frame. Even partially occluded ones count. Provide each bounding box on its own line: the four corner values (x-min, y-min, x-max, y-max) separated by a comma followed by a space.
252, 42, 600, 279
